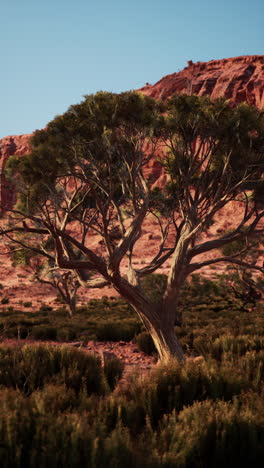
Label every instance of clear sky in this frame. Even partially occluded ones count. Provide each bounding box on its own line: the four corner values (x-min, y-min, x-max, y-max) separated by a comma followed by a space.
1, 0, 263, 138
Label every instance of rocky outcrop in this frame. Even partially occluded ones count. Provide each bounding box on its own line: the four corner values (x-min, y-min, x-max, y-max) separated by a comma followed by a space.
139, 55, 264, 108
0, 134, 31, 211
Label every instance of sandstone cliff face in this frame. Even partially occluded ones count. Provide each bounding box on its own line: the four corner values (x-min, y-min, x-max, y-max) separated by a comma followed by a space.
139, 55, 264, 109
0, 134, 31, 211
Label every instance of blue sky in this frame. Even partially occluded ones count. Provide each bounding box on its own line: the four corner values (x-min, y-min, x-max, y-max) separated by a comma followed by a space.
1, 0, 263, 138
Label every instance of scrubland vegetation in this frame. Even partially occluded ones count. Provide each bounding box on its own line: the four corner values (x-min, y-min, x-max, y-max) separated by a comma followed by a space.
0, 274, 263, 467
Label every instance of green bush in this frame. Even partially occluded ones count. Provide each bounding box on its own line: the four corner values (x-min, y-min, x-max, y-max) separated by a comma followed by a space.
96, 321, 139, 342
0, 388, 139, 468
32, 326, 58, 341
136, 332, 156, 355
56, 327, 78, 342
183, 274, 223, 300
39, 304, 53, 312
1, 297, 9, 305
155, 399, 264, 467
103, 357, 125, 391
17, 326, 30, 339
238, 350, 264, 390
0, 341, 263, 467
0, 387, 263, 468
0, 344, 106, 396
194, 335, 264, 360
119, 359, 249, 429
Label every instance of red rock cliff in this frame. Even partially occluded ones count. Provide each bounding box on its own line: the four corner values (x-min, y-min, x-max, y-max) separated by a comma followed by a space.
139, 55, 264, 108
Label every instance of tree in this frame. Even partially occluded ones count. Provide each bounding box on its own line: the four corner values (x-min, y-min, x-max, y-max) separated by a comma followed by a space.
1, 92, 264, 362
219, 228, 263, 307
34, 265, 81, 317
6, 236, 81, 317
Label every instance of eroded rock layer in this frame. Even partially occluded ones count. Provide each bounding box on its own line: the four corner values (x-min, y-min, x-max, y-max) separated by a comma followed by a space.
139, 55, 264, 108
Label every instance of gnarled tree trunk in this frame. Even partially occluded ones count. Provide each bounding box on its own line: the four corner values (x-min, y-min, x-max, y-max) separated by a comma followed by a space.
114, 277, 185, 363
144, 316, 185, 363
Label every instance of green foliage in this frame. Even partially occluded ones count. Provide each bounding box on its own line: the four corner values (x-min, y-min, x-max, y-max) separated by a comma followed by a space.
96, 320, 140, 342
1, 297, 9, 305
194, 334, 264, 360
31, 325, 58, 340
136, 331, 156, 355
154, 398, 264, 467
0, 344, 106, 396
163, 95, 264, 214
182, 274, 223, 301
221, 236, 247, 257
103, 357, 125, 391
39, 304, 53, 312
123, 359, 249, 429
0, 298, 141, 343
7, 91, 162, 214
10, 248, 32, 267
0, 394, 138, 468
0, 332, 263, 467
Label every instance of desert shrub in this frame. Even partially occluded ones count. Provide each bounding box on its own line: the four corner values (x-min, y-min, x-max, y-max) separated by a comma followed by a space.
0, 389, 39, 468
56, 327, 78, 342
154, 399, 264, 467
31, 384, 92, 414
0, 388, 140, 468
237, 350, 264, 390
32, 325, 58, 341
0, 298, 143, 343
17, 326, 30, 339
136, 331, 156, 355
96, 321, 139, 342
183, 274, 223, 301
23, 301, 32, 308
103, 357, 125, 391
0, 386, 263, 468
0, 344, 105, 396
39, 304, 53, 312
193, 334, 264, 360
1, 297, 9, 305
119, 359, 248, 429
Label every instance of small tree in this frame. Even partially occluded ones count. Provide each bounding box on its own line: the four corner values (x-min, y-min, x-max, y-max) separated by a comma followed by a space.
219, 229, 263, 307
2, 92, 264, 362
6, 239, 81, 317
35, 266, 81, 317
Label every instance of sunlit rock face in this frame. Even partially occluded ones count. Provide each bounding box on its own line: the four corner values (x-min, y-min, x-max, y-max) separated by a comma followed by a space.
139, 55, 264, 109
